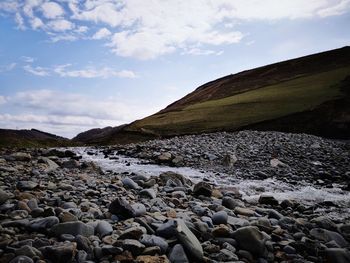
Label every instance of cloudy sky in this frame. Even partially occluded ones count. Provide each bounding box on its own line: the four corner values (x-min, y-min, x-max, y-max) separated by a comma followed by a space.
0, 0, 349, 138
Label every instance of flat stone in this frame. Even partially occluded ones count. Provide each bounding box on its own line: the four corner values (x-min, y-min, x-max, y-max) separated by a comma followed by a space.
16, 181, 38, 191
50, 221, 94, 237
122, 239, 145, 256
234, 207, 255, 217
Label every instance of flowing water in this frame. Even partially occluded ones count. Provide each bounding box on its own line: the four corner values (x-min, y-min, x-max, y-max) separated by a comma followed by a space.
75, 147, 350, 221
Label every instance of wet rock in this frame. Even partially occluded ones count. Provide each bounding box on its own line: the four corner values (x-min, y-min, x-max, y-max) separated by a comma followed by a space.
156, 220, 178, 238
140, 234, 168, 254
193, 181, 212, 197
158, 152, 172, 162
50, 221, 94, 237
212, 210, 228, 225
119, 226, 145, 240
311, 216, 337, 230
159, 172, 190, 186
232, 226, 268, 257
168, 244, 189, 263
95, 221, 113, 237
222, 196, 238, 209
108, 197, 135, 219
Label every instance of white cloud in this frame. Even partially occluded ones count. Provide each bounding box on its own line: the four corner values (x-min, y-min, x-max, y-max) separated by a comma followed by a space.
48, 19, 74, 31
183, 48, 224, 56
2, 0, 350, 59
21, 56, 35, 63
23, 65, 50, 76
92, 27, 111, 39
0, 89, 160, 137
53, 64, 137, 78
0, 63, 16, 72
41, 1, 64, 19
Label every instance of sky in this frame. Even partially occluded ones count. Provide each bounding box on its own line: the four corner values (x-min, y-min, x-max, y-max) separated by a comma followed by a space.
0, 0, 349, 138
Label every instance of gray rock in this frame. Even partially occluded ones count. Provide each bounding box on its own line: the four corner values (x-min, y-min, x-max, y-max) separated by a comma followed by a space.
311, 216, 337, 230
140, 188, 157, 199
119, 226, 145, 240
9, 152, 32, 162
310, 228, 348, 247
16, 181, 38, 191
222, 196, 238, 209
122, 177, 140, 190
50, 221, 94, 237
232, 226, 268, 257
174, 219, 203, 261
131, 203, 146, 217
96, 221, 113, 237
15, 245, 42, 258
140, 234, 168, 253
0, 190, 10, 204
169, 244, 189, 263
222, 153, 237, 167
212, 210, 228, 225
156, 220, 178, 238
39, 157, 59, 172
28, 216, 59, 232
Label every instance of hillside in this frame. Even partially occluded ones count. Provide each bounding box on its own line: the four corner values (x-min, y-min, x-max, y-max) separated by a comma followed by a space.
0, 129, 73, 148
122, 47, 350, 140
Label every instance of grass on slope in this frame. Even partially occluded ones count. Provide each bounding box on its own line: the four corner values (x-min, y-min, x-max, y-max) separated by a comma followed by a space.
130, 67, 350, 135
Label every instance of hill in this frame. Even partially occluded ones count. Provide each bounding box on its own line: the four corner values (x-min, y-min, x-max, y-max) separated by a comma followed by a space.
0, 129, 74, 148
123, 46, 350, 139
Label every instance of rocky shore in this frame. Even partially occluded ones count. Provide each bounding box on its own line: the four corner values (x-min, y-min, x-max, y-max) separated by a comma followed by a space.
0, 130, 349, 262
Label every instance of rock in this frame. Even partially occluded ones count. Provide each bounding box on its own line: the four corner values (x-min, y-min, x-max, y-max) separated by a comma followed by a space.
76, 235, 92, 254
28, 216, 59, 232
122, 177, 140, 190
136, 255, 170, 263
227, 216, 250, 228
108, 197, 135, 219
119, 226, 145, 240
325, 248, 350, 263
222, 196, 238, 209
168, 244, 189, 263
193, 181, 212, 197
310, 228, 348, 247
40, 157, 59, 172
259, 194, 279, 206
222, 154, 238, 167
311, 216, 337, 230
41, 242, 77, 263
16, 181, 38, 191
234, 207, 255, 217
140, 189, 157, 199
174, 219, 203, 261
159, 172, 190, 186
270, 158, 286, 168
232, 226, 268, 257
59, 211, 78, 222
9, 210, 28, 220
212, 211, 228, 225
15, 245, 42, 258
122, 239, 145, 255
96, 221, 113, 237
156, 220, 178, 238
158, 152, 172, 162
50, 222, 94, 237
212, 225, 233, 237
9, 256, 34, 263
131, 203, 147, 217
10, 152, 32, 162
61, 159, 80, 169
0, 190, 10, 204
140, 234, 168, 253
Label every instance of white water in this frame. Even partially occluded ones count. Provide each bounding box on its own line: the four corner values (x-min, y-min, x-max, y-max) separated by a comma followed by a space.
76, 147, 350, 221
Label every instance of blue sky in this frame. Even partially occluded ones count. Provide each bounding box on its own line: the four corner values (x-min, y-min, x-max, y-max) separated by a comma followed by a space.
0, 0, 349, 138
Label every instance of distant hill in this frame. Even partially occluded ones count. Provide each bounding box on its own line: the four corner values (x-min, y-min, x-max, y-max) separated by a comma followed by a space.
122, 46, 350, 139
0, 129, 74, 148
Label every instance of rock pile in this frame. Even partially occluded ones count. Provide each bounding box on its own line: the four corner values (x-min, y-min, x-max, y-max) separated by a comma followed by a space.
0, 131, 349, 262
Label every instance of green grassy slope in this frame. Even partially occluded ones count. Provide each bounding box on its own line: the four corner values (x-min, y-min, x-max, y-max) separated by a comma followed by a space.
127, 66, 350, 136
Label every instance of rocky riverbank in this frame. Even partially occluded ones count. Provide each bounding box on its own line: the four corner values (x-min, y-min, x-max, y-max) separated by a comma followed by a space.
0, 130, 349, 262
